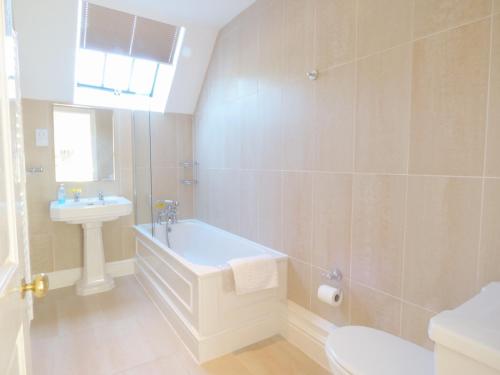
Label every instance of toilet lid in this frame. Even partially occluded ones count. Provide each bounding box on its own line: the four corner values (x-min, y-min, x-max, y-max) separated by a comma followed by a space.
326, 326, 434, 375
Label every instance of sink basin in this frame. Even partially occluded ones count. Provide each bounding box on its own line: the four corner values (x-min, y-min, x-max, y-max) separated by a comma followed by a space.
50, 196, 132, 224
49, 196, 133, 296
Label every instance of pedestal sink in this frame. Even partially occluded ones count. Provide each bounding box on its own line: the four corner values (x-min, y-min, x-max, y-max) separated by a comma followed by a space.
50, 196, 132, 296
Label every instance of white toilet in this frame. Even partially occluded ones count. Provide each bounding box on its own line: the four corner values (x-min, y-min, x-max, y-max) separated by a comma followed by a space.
326, 282, 500, 375
326, 326, 434, 375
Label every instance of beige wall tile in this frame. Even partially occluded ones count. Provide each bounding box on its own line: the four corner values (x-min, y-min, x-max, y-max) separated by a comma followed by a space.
496, 0, 500, 13
103, 220, 123, 262
151, 167, 178, 204
357, 0, 412, 57
351, 282, 402, 335
208, 170, 240, 234
176, 114, 193, 163
259, 86, 284, 171
404, 176, 482, 311
221, 101, 241, 170
314, 0, 355, 70
121, 226, 136, 259
288, 258, 311, 309
310, 267, 349, 326
238, 8, 260, 98
239, 171, 260, 242
486, 15, 500, 177
401, 303, 435, 350
282, 78, 315, 171
115, 110, 133, 170
355, 45, 411, 173
352, 175, 406, 296
52, 222, 83, 270
478, 179, 500, 285
258, 171, 283, 251
315, 62, 355, 172
284, 0, 314, 81
30, 234, 54, 274
178, 182, 194, 220
283, 172, 313, 262
259, 0, 285, 85
409, 20, 490, 176
240, 95, 260, 170
311, 173, 352, 275
413, 0, 492, 38
150, 113, 177, 168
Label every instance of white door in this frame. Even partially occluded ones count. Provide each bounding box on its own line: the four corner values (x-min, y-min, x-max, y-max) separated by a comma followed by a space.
0, 0, 38, 374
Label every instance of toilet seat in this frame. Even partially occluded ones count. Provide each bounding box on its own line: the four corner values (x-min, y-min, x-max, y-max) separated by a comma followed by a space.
325, 326, 434, 375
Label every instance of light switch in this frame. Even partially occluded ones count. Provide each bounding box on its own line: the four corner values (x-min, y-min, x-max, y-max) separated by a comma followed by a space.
35, 128, 48, 147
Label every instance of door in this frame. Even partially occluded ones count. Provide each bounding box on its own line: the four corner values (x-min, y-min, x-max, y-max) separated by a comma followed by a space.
0, 0, 37, 374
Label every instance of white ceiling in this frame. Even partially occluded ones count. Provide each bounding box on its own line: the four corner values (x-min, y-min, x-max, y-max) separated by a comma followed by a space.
13, 0, 255, 114
88, 0, 255, 28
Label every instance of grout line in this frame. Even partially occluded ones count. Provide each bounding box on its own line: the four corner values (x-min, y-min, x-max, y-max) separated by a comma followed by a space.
347, 0, 360, 326
399, 0, 416, 337
318, 14, 493, 74
201, 167, 489, 179
475, 14, 495, 289
412, 14, 493, 43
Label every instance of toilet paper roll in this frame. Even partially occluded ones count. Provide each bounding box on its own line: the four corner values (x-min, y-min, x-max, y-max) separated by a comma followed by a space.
317, 285, 343, 306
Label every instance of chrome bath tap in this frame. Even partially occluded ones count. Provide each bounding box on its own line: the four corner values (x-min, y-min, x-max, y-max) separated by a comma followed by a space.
156, 200, 179, 225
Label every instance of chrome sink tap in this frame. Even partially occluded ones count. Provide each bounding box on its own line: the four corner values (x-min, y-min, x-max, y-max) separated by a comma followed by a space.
98, 191, 104, 202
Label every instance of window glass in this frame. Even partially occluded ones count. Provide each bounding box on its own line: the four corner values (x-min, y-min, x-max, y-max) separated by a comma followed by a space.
77, 49, 105, 87
103, 53, 133, 91
129, 58, 157, 95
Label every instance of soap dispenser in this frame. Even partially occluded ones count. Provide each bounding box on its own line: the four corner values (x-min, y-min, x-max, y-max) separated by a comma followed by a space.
57, 183, 66, 204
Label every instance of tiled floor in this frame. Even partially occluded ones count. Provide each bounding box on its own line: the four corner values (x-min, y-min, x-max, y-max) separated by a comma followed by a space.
31, 276, 330, 375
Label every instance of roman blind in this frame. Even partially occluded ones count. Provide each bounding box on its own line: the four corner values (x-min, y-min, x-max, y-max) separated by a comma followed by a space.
80, 2, 181, 65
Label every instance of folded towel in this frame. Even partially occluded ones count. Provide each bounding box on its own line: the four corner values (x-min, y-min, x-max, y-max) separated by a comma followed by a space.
228, 254, 279, 295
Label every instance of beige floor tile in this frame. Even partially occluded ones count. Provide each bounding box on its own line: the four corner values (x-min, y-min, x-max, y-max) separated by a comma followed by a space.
31, 276, 327, 375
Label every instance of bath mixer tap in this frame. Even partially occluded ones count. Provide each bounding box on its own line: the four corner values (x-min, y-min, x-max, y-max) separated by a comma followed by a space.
156, 200, 179, 225
98, 191, 104, 201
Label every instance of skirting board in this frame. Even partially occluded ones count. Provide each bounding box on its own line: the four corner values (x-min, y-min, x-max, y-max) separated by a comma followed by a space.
45, 258, 135, 290
280, 300, 337, 371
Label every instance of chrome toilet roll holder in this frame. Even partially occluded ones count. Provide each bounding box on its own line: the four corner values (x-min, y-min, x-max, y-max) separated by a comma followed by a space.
322, 268, 343, 282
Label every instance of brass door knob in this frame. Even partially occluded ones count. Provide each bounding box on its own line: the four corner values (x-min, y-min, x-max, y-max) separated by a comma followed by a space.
21, 274, 49, 298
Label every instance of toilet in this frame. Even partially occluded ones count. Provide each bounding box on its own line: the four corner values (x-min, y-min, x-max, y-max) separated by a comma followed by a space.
325, 326, 434, 375
326, 282, 500, 375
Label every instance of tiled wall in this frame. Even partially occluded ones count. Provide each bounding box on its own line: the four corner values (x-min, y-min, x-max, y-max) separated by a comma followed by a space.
23, 99, 135, 274
133, 111, 194, 225
194, 0, 500, 349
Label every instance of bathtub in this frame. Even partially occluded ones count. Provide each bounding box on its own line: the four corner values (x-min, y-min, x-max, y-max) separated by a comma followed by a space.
133, 220, 288, 363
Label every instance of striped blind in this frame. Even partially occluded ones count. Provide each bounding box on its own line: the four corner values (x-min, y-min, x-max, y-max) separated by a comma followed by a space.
80, 2, 180, 65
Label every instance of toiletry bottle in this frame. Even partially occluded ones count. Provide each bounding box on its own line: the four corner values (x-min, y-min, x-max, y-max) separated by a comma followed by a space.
57, 183, 66, 204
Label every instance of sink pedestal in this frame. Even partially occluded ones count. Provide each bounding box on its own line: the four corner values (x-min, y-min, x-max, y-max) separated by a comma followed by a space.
49, 196, 133, 296
76, 222, 115, 296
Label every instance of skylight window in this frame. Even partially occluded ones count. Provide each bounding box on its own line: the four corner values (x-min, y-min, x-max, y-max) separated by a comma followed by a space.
74, 1, 184, 112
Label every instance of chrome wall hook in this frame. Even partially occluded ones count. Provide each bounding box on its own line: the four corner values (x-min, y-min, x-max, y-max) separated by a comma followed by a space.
306, 70, 319, 81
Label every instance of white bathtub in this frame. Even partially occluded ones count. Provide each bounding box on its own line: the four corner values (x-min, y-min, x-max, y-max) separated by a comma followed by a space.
133, 220, 288, 363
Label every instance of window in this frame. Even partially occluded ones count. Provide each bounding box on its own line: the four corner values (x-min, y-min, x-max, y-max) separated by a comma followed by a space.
76, 50, 159, 97
74, 2, 184, 112
53, 106, 97, 182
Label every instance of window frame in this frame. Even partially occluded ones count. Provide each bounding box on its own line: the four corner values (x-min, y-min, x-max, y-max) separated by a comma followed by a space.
76, 50, 161, 98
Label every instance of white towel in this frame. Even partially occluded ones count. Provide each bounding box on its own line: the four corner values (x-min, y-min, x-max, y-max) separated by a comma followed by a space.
228, 255, 279, 295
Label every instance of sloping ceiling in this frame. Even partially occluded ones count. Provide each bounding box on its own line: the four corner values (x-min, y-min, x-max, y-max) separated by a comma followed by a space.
12, 0, 254, 114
